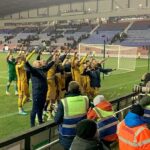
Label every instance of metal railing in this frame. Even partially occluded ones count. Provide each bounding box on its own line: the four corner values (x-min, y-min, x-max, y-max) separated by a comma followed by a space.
36, 106, 136, 150
36, 139, 59, 150
0, 122, 57, 150
0, 92, 138, 150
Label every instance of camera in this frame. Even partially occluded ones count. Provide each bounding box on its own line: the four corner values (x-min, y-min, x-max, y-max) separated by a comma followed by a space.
133, 85, 150, 93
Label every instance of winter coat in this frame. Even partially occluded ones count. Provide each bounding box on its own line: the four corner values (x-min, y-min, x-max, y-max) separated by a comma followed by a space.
70, 136, 104, 150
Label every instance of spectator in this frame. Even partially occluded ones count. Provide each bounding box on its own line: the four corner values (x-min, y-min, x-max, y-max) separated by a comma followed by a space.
117, 104, 150, 150
54, 81, 89, 150
70, 119, 104, 150
87, 95, 118, 149
139, 95, 150, 125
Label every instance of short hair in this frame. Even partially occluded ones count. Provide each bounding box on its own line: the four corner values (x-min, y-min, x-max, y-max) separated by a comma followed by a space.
76, 119, 97, 139
130, 104, 144, 116
68, 81, 80, 93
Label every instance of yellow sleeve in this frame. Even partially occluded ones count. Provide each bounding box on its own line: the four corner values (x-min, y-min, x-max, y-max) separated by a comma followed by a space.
26, 50, 35, 61
79, 54, 88, 65
62, 58, 67, 66
71, 54, 76, 68
16, 61, 24, 68
15, 65, 19, 78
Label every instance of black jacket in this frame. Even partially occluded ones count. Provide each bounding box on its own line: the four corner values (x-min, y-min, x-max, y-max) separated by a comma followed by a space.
83, 67, 112, 88
25, 61, 54, 100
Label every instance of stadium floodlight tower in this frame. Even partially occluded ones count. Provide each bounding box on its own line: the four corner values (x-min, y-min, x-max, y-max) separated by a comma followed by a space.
79, 43, 137, 74
147, 45, 150, 72
102, 35, 107, 79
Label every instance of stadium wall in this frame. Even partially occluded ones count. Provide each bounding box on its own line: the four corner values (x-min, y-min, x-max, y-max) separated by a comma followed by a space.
0, 0, 150, 27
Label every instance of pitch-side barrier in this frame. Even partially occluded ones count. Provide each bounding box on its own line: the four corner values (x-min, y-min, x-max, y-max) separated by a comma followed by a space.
0, 92, 137, 150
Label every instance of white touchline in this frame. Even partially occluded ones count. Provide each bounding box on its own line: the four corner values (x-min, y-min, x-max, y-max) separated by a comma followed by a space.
101, 80, 139, 91
1, 71, 7, 73
0, 108, 31, 119
0, 84, 6, 87
0, 76, 8, 79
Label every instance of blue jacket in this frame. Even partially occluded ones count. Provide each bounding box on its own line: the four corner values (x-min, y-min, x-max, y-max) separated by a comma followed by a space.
54, 92, 87, 149
25, 61, 54, 101
144, 108, 150, 124
97, 116, 118, 141
125, 112, 145, 127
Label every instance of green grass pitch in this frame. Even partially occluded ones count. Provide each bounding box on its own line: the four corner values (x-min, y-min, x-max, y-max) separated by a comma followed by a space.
0, 52, 148, 140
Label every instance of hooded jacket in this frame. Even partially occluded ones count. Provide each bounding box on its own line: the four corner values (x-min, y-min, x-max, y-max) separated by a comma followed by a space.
70, 136, 104, 150
124, 112, 145, 127
117, 112, 150, 150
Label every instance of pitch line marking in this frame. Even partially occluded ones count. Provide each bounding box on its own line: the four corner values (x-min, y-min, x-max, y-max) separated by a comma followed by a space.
0, 84, 6, 87
111, 71, 131, 76
101, 79, 139, 91
0, 76, 8, 79
0, 108, 31, 119
1, 71, 7, 73
136, 65, 147, 68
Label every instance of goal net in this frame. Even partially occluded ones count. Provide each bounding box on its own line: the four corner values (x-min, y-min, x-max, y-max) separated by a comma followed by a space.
79, 43, 137, 72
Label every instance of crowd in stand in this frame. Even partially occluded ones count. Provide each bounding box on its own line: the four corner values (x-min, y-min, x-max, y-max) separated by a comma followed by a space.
5, 48, 150, 150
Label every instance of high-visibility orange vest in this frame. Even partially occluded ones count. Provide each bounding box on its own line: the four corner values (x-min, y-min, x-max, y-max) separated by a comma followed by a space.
117, 120, 150, 150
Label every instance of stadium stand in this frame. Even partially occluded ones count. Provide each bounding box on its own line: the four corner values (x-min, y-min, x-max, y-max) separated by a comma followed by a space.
121, 20, 150, 46
0, 0, 150, 150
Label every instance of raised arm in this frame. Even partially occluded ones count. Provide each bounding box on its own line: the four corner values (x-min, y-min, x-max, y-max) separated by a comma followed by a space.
98, 67, 113, 74
62, 58, 68, 66
36, 51, 42, 60
82, 67, 91, 76
25, 61, 36, 74
59, 54, 67, 62
42, 61, 55, 72
59, 49, 71, 62
79, 53, 88, 65
46, 54, 53, 64
71, 52, 78, 68
6, 51, 11, 62
99, 58, 108, 65
26, 50, 35, 61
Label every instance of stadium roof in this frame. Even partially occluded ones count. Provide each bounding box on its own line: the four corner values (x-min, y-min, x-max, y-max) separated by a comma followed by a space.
0, 0, 93, 17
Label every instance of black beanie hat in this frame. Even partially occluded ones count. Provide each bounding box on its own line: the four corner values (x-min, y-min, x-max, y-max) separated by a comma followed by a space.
76, 119, 97, 140
130, 104, 144, 116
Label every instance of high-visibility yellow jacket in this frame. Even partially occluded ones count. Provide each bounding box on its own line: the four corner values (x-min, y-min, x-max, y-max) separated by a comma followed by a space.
59, 95, 89, 136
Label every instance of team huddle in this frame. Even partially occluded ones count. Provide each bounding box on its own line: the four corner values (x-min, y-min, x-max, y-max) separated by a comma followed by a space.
6, 48, 114, 126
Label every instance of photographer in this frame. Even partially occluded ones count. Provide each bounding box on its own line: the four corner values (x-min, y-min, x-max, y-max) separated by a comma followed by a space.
139, 95, 150, 125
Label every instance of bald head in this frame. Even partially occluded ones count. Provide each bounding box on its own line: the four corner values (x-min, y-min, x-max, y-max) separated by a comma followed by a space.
40, 60, 46, 66
32, 60, 41, 68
